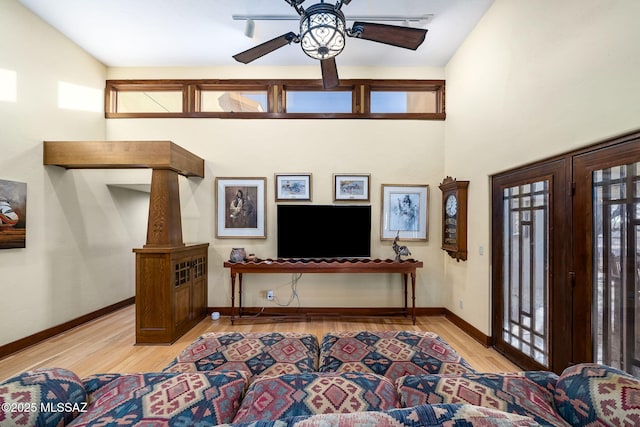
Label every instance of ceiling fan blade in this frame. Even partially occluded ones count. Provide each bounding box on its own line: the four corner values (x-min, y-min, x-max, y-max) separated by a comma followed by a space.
233, 32, 297, 64
352, 22, 427, 50
321, 58, 339, 89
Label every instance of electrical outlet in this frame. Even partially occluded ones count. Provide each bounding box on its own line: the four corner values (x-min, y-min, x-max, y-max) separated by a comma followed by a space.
267, 290, 274, 301
459, 300, 463, 309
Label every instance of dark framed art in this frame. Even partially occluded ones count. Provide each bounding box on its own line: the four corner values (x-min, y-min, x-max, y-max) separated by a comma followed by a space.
333, 174, 370, 201
0, 179, 27, 249
215, 177, 266, 238
381, 184, 429, 241
275, 173, 312, 201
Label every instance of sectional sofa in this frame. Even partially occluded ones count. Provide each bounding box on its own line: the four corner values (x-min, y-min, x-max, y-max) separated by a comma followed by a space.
1, 331, 639, 426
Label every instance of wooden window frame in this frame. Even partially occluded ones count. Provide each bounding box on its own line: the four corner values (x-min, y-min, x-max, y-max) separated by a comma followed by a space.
105, 79, 446, 120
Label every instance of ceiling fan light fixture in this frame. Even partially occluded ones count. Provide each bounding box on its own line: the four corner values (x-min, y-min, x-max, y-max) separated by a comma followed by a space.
299, 3, 346, 60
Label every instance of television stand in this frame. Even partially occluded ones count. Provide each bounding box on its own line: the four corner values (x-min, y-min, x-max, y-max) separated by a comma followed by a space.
222, 258, 423, 324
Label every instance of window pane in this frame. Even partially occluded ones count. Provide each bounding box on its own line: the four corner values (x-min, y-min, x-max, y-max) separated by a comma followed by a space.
286, 91, 351, 113
371, 91, 437, 113
117, 91, 182, 113
202, 91, 267, 112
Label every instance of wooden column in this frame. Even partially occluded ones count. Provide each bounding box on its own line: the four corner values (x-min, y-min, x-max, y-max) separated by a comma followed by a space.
145, 169, 184, 248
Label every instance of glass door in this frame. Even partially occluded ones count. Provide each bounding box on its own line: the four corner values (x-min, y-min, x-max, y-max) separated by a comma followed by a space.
573, 137, 640, 374
492, 160, 570, 372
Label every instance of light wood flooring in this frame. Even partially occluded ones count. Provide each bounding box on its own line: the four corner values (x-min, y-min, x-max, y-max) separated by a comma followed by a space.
0, 305, 519, 381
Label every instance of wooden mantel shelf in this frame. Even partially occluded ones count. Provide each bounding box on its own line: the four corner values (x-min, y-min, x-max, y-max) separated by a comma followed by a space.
43, 141, 204, 178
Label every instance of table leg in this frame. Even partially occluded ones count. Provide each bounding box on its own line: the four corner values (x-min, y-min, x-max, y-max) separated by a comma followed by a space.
238, 273, 244, 317
230, 272, 236, 325
410, 272, 416, 325
403, 273, 408, 315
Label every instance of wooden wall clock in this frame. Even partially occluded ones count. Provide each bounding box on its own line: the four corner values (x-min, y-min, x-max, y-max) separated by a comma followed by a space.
439, 177, 469, 261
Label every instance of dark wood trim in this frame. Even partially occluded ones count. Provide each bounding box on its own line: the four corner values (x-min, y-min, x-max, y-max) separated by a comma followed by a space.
0, 297, 135, 359
105, 78, 446, 120
444, 309, 493, 347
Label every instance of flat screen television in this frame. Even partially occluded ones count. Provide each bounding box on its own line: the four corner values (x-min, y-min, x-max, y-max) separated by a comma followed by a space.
277, 205, 371, 259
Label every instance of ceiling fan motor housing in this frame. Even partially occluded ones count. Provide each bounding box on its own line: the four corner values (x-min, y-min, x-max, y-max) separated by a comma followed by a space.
300, 3, 346, 60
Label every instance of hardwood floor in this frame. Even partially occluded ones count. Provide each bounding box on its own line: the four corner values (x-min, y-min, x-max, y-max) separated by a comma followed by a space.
0, 305, 519, 381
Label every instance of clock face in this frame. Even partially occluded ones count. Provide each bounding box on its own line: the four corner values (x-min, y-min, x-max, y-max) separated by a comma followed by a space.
445, 194, 458, 217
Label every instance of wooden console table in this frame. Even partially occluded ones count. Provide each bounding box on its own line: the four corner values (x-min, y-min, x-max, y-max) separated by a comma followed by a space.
223, 258, 423, 325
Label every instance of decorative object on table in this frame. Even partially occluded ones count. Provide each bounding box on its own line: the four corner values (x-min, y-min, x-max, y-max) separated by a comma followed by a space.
439, 176, 469, 261
0, 179, 26, 249
392, 231, 411, 261
229, 247, 247, 262
216, 177, 266, 238
333, 173, 370, 201
275, 173, 312, 201
246, 253, 257, 261
380, 184, 429, 241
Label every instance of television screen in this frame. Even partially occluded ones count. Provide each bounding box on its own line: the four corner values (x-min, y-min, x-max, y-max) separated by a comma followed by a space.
277, 205, 371, 259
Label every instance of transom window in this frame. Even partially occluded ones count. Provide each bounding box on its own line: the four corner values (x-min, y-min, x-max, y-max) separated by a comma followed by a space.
105, 79, 445, 120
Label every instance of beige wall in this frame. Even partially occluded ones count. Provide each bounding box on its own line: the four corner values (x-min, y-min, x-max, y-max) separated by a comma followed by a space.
443, 0, 640, 334
0, 0, 146, 346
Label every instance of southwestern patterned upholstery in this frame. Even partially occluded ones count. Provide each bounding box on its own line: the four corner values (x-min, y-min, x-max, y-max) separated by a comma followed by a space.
0, 367, 86, 427
4, 331, 640, 426
68, 371, 248, 426
396, 372, 571, 427
232, 371, 399, 423
553, 363, 640, 426
221, 403, 541, 426
318, 331, 475, 381
163, 332, 319, 378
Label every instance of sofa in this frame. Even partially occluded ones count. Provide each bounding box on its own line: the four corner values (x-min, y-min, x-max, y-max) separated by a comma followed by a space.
1, 330, 639, 426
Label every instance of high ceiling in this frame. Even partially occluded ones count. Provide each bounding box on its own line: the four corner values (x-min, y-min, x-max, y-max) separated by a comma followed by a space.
17, 0, 493, 68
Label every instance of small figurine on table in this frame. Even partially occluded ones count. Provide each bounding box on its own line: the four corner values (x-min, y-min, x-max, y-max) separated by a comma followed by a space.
392, 231, 411, 261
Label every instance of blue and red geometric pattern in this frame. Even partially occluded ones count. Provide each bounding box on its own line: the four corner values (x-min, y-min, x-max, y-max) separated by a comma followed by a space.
396, 372, 569, 426
68, 371, 248, 426
232, 372, 399, 424
318, 331, 475, 381
0, 367, 86, 427
553, 363, 640, 426
163, 332, 319, 378
222, 403, 540, 426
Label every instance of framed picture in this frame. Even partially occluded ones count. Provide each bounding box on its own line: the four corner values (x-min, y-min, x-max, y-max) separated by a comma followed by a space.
216, 177, 266, 238
0, 179, 27, 249
333, 174, 370, 201
275, 173, 312, 201
381, 184, 429, 241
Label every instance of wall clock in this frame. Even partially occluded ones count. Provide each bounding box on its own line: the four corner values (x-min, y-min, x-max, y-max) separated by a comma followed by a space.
439, 177, 469, 261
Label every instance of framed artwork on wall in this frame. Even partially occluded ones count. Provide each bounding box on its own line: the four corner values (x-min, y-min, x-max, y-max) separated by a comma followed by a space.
333, 174, 370, 201
0, 179, 27, 249
380, 184, 429, 241
275, 173, 312, 201
215, 177, 266, 238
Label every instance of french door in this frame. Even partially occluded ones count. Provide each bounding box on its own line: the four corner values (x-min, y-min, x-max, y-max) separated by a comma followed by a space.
573, 136, 640, 374
492, 131, 640, 374
492, 160, 571, 372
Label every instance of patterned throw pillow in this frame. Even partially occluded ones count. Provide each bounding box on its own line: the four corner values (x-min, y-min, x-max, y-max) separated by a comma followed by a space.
396, 373, 570, 427
232, 372, 400, 424
0, 367, 87, 427
318, 331, 475, 381
554, 363, 640, 426
163, 332, 319, 378
68, 371, 248, 426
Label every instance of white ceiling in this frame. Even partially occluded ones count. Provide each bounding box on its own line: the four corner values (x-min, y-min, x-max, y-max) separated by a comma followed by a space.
17, 0, 493, 68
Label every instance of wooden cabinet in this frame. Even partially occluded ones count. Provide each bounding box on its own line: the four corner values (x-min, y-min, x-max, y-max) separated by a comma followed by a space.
133, 243, 209, 344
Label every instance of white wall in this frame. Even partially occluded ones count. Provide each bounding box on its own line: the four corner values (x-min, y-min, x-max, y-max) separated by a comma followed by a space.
444, 0, 640, 333
105, 64, 447, 308
0, 0, 147, 347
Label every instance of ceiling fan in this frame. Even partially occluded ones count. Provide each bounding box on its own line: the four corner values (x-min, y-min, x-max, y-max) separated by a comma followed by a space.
232, 0, 428, 89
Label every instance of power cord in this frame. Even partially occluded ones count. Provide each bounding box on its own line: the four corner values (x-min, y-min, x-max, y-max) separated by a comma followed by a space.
274, 273, 302, 307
